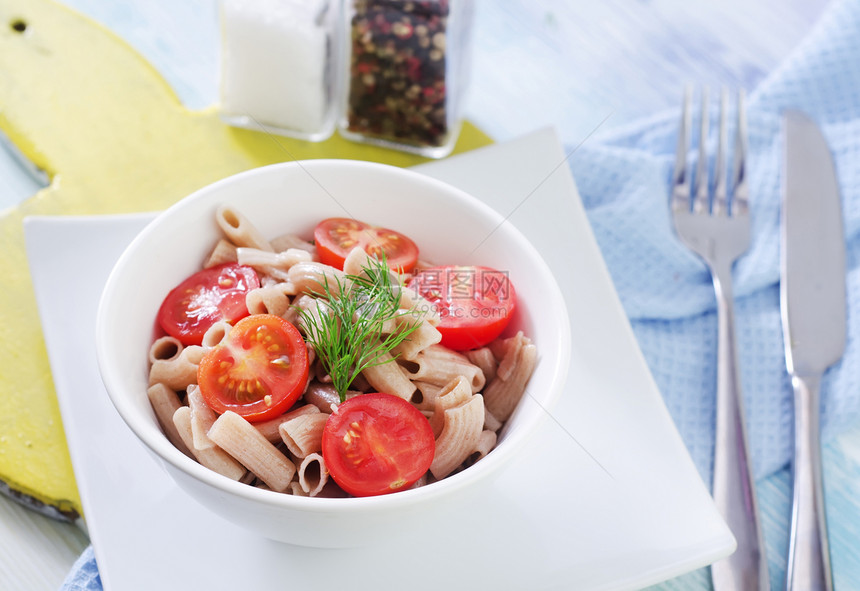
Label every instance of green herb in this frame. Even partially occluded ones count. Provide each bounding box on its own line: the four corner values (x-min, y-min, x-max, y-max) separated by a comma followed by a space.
297, 255, 421, 402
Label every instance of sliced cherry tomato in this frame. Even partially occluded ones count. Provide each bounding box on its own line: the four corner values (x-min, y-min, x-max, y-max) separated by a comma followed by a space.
157, 263, 260, 346
197, 314, 309, 422
314, 218, 419, 273
322, 393, 435, 497
408, 265, 517, 351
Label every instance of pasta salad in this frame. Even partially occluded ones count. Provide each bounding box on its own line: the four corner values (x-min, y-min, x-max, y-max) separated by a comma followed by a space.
147, 206, 537, 498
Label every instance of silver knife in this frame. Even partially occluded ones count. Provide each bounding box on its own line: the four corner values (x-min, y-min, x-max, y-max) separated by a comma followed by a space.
781, 110, 845, 591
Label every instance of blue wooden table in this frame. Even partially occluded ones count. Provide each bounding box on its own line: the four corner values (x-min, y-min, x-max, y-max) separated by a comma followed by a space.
2, 1, 857, 589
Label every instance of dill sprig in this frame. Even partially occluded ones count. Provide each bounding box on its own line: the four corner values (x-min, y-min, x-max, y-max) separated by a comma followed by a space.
297, 255, 421, 402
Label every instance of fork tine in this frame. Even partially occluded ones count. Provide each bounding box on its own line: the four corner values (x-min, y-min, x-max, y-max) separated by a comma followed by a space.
671, 86, 692, 212
693, 88, 711, 213
731, 90, 748, 216
712, 88, 729, 216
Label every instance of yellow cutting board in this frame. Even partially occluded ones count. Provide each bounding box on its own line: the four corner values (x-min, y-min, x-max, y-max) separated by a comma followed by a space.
0, 0, 491, 519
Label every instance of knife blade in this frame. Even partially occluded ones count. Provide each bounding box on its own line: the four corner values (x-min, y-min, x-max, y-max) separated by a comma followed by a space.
781, 110, 845, 591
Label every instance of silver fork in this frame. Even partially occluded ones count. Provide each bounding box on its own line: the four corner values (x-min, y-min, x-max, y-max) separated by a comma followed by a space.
671, 87, 769, 591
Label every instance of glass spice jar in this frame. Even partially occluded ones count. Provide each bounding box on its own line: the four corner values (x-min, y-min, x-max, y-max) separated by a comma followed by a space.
339, 0, 475, 158
219, 0, 342, 142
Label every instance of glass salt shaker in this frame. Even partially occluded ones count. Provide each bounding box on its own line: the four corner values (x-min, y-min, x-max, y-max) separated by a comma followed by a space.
339, 0, 475, 158
219, 0, 342, 142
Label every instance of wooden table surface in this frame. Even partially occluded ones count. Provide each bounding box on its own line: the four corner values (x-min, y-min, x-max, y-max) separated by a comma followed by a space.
0, 0, 845, 589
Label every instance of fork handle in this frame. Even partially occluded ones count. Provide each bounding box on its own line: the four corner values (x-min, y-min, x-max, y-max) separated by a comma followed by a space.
786, 373, 833, 591
710, 263, 770, 591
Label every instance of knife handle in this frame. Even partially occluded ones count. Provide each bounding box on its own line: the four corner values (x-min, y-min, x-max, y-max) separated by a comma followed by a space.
710, 265, 770, 591
786, 373, 833, 591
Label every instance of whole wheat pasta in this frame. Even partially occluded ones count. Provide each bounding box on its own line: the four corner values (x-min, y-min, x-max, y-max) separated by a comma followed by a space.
297, 453, 329, 497
287, 261, 346, 297
207, 411, 297, 492
245, 283, 292, 317
279, 412, 330, 458
398, 285, 440, 326
362, 350, 417, 401
302, 382, 341, 413
254, 404, 320, 443
187, 385, 218, 451
430, 394, 485, 480
483, 407, 503, 432
269, 233, 317, 256
390, 318, 442, 361
201, 320, 233, 349
289, 481, 309, 496
203, 239, 239, 268
466, 347, 498, 384
470, 429, 498, 463
147, 383, 190, 456
412, 380, 443, 412
400, 344, 485, 393
172, 407, 246, 481
215, 204, 273, 252
428, 376, 472, 436
148, 336, 183, 364
342, 245, 374, 276
237, 247, 313, 283
148, 345, 205, 391
483, 333, 538, 422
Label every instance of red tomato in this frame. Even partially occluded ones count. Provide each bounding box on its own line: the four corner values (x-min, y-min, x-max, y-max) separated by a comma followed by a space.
157, 263, 260, 346
197, 314, 309, 422
322, 393, 435, 497
314, 218, 419, 272
408, 265, 517, 351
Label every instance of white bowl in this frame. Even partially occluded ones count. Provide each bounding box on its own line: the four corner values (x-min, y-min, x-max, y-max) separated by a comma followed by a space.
96, 159, 570, 548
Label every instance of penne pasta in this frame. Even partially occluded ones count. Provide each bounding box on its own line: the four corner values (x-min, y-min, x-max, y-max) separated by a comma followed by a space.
215, 204, 273, 251
390, 317, 441, 361
148, 344, 205, 391
201, 320, 233, 349
430, 394, 485, 480
245, 283, 292, 317
483, 333, 538, 422
172, 407, 246, 481
208, 411, 297, 492
279, 412, 330, 458
362, 349, 417, 401
147, 383, 191, 456
187, 385, 218, 451
297, 453, 329, 497
466, 347, 498, 384
269, 233, 317, 257
203, 239, 239, 268
149, 335, 183, 364
287, 261, 346, 297
254, 404, 320, 443
399, 344, 485, 393
237, 247, 313, 283
428, 376, 472, 436
471, 429, 498, 463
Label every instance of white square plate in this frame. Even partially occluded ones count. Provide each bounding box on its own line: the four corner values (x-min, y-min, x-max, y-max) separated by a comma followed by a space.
25, 128, 733, 590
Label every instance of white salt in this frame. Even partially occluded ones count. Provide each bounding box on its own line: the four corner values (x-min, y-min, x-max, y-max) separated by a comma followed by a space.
220, 0, 331, 136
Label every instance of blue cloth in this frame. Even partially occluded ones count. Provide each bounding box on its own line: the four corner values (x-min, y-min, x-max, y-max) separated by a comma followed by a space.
60, 546, 101, 591
61, 0, 860, 589
572, 0, 860, 485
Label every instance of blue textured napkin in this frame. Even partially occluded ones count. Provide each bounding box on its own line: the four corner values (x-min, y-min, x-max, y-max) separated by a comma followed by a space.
61, 0, 860, 588
571, 0, 860, 487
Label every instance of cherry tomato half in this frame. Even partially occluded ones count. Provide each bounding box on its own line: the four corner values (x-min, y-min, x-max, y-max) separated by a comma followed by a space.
157, 263, 260, 346
314, 218, 419, 273
197, 314, 309, 422
408, 265, 517, 351
322, 393, 435, 497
